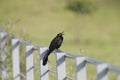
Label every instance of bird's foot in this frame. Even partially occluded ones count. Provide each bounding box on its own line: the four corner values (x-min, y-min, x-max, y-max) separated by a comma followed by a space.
55, 49, 61, 52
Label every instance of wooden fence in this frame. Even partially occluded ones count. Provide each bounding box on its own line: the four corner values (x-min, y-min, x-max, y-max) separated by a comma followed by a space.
0, 28, 120, 80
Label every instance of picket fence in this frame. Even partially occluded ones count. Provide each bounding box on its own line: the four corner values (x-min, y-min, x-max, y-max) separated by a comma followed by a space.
0, 28, 120, 80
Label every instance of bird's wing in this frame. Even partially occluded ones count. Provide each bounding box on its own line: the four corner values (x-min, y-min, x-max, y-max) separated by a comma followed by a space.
56, 37, 63, 46
49, 37, 61, 48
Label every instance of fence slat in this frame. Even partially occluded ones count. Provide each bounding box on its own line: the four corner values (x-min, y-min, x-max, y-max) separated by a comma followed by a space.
26, 45, 34, 80
12, 39, 20, 80
0, 32, 8, 80
117, 74, 120, 80
75, 57, 86, 80
40, 47, 49, 80
56, 52, 66, 80
97, 64, 108, 80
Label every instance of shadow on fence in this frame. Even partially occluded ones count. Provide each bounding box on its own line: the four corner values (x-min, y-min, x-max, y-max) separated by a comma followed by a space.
0, 28, 120, 80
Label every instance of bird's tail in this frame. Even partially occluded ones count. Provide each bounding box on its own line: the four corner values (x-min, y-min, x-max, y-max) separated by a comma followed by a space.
42, 50, 51, 66
43, 54, 48, 66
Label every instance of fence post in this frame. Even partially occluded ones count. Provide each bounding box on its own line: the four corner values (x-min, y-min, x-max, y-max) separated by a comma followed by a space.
117, 74, 120, 80
75, 57, 86, 80
26, 45, 34, 80
56, 52, 66, 80
0, 31, 8, 80
12, 39, 20, 80
97, 64, 108, 80
40, 47, 49, 80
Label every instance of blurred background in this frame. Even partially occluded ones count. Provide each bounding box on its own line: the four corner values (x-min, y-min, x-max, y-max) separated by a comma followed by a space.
0, 0, 120, 79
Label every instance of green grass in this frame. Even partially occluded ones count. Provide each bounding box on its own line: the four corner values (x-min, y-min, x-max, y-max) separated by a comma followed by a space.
0, 0, 120, 79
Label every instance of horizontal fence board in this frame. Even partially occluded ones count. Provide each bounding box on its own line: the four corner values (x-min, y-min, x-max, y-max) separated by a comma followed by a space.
108, 64, 120, 74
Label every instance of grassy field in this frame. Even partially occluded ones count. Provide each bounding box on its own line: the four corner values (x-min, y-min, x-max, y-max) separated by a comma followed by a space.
0, 0, 120, 79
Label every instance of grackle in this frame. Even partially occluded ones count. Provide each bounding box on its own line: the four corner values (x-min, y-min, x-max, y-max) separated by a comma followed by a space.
43, 32, 64, 66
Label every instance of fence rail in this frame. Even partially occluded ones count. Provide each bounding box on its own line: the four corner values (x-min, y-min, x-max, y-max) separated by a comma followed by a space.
0, 28, 120, 80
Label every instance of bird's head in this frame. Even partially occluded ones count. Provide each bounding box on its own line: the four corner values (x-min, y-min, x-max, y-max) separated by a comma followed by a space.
57, 32, 64, 37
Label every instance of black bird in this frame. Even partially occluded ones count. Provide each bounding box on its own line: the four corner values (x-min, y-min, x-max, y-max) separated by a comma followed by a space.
43, 32, 64, 66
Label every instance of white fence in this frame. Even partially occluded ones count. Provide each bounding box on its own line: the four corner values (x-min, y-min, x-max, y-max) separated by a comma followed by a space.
0, 28, 120, 80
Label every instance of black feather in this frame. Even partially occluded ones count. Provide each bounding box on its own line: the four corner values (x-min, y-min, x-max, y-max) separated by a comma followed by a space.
42, 32, 64, 66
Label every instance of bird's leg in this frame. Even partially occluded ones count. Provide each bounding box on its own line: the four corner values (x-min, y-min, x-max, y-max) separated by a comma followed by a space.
55, 49, 61, 52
